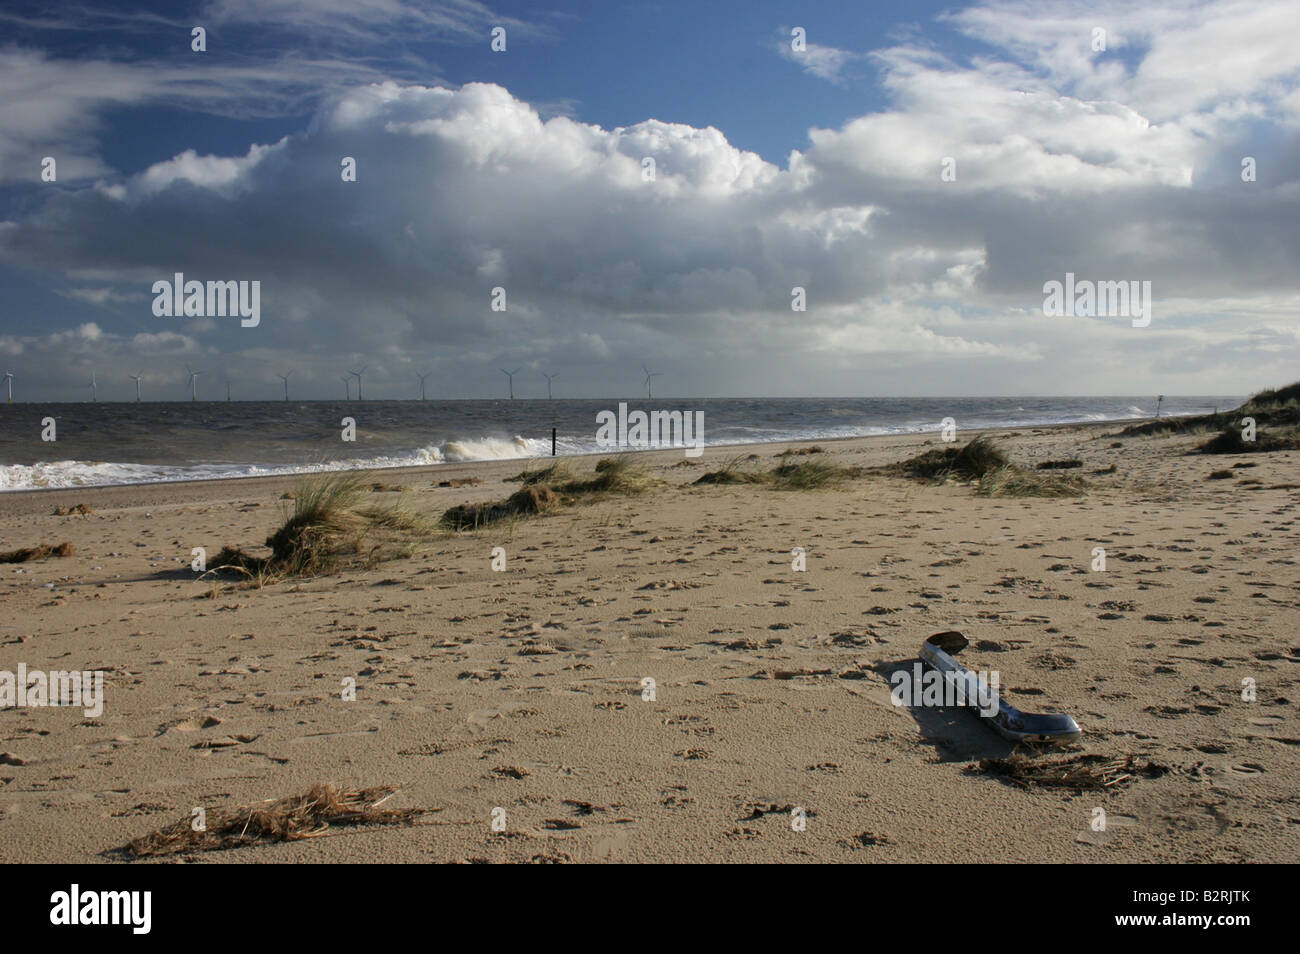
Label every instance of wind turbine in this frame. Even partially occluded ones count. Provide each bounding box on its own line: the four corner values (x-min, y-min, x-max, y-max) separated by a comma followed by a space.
340, 375, 353, 400
642, 365, 661, 399
3, 371, 13, 404
186, 364, 201, 402
349, 365, 367, 401
278, 371, 293, 401
542, 372, 558, 399
87, 371, 97, 403
225, 379, 232, 402
129, 372, 143, 402
417, 372, 431, 401
500, 367, 521, 400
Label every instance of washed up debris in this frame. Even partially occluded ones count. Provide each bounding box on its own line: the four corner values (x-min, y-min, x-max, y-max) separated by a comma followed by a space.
968, 753, 1167, 792
919, 631, 1082, 744
51, 503, 93, 516
1, 542, 74, 563
123, 784, 429, 857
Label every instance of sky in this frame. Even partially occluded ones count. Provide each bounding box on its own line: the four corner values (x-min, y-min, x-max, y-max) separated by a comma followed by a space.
0, 0, 1297, 401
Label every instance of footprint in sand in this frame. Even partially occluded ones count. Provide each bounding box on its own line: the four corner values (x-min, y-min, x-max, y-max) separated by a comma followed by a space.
1250, 714, 1284, 727
1229, 762, 1266, 777
167, 714, 222, 733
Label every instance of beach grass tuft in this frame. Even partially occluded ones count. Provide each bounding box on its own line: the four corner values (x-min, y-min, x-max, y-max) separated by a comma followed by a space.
694, 454, 853, 489
507, 461, 574, 485
891, 437, 1086, 497
898, 435, 1009, 481
442, 457, 657, 530
207, 471, 435, 582
975, 465, 1087, 498
769, 458, 855, 489
694, 455, 770, 485
775, 445, 826, 457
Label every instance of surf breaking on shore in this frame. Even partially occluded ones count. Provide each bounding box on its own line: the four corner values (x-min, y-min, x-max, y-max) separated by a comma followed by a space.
0, 397, 1225, 491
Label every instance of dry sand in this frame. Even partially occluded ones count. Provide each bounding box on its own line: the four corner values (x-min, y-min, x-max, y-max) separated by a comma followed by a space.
1, 423, 1297, 863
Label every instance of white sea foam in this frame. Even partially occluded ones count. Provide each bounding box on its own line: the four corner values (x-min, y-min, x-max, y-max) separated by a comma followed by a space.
0, 405, 1200, 492
0, 434, 553, 491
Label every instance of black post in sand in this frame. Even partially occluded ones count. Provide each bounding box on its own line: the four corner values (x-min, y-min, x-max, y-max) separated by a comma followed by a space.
552, 427, 556, 456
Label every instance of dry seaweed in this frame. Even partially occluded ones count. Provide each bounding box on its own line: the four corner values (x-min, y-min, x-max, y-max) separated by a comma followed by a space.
0, 541, 74, 563
969, 753, 1166, 792
123, 784, 428, 857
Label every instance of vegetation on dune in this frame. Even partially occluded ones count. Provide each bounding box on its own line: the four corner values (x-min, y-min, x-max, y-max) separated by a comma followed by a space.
769, 458, 856, 489
975, 466, 1087, 498
775, 445, 826, 457
442, 456, 659, 530
694, 454, 856, 489
1117, 380, 1300, 453
507, 460, 574, 485
209, 471, 430, 582
1196, 422, 1300, 454
693, 455, 770, 485
441, 484, 560, 530
563, 456, 661, 494
894, 437, 1086, 498
263, 470, 369, 573
896, 435, 1009, 481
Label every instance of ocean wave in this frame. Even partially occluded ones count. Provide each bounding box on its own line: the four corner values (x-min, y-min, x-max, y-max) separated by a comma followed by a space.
0, 406, 1200, 492
0, 434, 553, 491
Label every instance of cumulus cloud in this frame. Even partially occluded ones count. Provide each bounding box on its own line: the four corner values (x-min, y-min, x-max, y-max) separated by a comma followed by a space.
1, 0, 1298, 399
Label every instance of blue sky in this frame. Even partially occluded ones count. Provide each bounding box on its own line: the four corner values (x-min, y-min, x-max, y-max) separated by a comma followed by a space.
2, 0, 966, 178
1, 0, 1298, 400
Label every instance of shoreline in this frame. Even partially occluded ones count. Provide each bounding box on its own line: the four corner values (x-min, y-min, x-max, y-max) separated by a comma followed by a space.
1, 416, 1141, 508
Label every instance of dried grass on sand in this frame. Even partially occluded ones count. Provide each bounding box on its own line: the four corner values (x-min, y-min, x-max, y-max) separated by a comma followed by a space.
123, 784, 428, 857
443, 457, 658, 530
0, 541, 74, 563
970, 753, 1166, 792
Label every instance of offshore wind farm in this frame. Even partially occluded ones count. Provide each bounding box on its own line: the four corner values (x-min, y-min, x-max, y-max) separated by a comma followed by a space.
0, 393, 1233, 491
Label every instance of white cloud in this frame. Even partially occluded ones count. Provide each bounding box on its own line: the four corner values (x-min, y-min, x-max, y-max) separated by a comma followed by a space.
778, 37, 864, 84
1, 0, 1298, 397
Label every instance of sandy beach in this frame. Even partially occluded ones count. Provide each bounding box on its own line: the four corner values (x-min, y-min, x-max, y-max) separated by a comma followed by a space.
1, 422, 1297, 864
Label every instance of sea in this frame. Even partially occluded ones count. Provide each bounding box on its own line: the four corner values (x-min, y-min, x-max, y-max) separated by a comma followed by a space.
0, 395, 1241, 491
